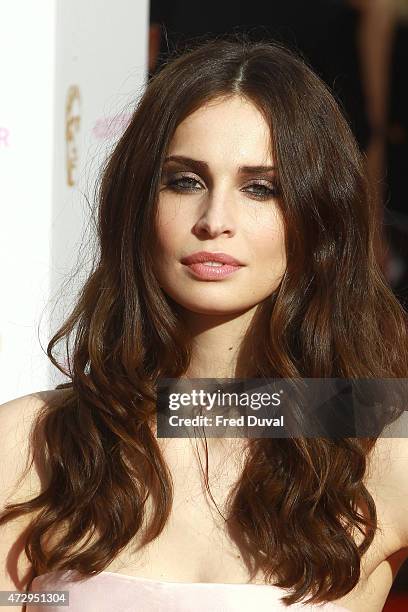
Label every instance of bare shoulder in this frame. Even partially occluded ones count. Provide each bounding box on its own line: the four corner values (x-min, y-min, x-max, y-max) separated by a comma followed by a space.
365, 430, 408, 551
0, 391, 57, 496
0, 390, 67, 597
0, 390, 68, 492
0, 389, 64, 426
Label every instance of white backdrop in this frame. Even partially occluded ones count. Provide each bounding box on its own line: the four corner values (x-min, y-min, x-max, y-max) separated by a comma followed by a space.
0, 1, 149, 403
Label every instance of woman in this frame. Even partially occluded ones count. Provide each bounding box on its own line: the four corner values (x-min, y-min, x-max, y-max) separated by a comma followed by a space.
1, 37, 408, 612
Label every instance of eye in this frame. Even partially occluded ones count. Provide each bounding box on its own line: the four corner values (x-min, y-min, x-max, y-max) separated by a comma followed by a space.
166, 174, 203, 192
243, 181, 280, 200
163, 173, 280, 200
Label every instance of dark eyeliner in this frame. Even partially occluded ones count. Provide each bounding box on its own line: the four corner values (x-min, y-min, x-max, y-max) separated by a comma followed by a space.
244, 182, 280, 199
164, 172, 279, 199
167, 175, 202, 191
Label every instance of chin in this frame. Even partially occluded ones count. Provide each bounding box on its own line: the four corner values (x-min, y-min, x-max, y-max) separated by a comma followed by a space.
176, 297, 259, 317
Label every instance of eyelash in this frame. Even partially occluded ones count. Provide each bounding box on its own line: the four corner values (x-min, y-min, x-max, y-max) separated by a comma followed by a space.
165, 175, 279, 200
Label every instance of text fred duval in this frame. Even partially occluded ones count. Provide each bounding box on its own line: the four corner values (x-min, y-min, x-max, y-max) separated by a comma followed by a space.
167, 414, 284, 427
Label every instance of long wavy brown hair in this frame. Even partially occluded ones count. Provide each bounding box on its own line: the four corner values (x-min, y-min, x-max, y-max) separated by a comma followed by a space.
2, 35, 408, 606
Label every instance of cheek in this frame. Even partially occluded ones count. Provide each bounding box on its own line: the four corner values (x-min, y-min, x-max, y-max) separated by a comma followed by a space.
247, 212, 286, 262
255, 236, 286, 280
155, 198, 186, 245
154, 214, 185, 264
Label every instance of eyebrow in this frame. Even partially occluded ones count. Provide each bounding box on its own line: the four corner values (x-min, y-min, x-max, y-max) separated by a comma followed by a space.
163, 155, 276, 174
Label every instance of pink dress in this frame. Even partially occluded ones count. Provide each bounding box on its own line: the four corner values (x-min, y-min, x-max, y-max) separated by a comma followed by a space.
28, 570, 352, 611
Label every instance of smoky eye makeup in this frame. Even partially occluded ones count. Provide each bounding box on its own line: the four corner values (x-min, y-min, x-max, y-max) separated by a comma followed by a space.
160, 161, 280, 200
160, 164, 206, 190
165, 174, 203, 192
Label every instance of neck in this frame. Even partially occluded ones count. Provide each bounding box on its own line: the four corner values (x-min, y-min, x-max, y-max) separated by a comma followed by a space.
181, 305, 258, 379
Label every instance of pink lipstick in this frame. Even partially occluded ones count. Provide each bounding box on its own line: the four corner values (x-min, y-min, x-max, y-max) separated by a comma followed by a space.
180, 251, 245, 281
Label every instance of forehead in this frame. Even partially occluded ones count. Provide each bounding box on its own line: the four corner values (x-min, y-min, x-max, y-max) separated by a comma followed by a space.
167, 95, 274, 165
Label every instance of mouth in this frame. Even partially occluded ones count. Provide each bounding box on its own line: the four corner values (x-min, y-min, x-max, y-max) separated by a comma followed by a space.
181, 260, 244, 281
180, 251, 244, 266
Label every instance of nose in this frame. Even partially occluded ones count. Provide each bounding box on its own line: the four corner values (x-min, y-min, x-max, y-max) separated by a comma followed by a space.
192, 188, 237, 239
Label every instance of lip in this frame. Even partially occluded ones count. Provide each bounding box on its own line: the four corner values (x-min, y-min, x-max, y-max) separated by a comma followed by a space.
180, 251, 244, 266
182, 262, 244, 280
180, 251, 245, 281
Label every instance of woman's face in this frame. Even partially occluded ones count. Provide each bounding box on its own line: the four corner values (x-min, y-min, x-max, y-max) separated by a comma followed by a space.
153, 95, 286, 316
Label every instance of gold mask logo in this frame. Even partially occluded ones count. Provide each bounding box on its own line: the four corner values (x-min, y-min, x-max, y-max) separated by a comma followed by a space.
65, 85, 81, 187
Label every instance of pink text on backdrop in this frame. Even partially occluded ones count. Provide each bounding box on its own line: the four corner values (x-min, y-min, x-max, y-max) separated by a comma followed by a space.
92, 113, 132, 140
0, 127, 10, 147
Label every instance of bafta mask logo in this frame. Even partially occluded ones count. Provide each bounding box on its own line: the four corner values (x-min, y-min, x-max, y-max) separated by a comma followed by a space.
65, 85, 81, 187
